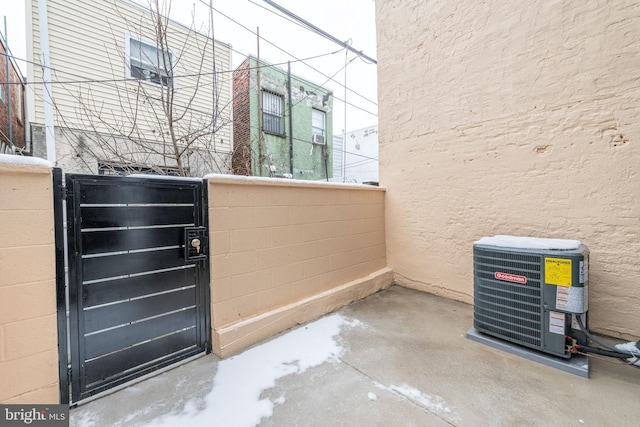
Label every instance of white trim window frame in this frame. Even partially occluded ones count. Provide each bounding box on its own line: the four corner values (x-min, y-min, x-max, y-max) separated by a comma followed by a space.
312, 108, 326, 139
125, 33, 176, 89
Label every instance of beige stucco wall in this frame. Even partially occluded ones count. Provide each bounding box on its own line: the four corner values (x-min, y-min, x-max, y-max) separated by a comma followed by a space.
0, 161, 59, 403
376, 0, 640, 338
208, 175, 391, 356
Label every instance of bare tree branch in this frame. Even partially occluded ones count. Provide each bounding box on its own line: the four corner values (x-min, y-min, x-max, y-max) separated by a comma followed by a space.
50, 0, 234, 176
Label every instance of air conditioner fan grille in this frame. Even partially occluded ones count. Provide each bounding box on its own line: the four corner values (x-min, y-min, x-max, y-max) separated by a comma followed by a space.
473, 248, 544, 350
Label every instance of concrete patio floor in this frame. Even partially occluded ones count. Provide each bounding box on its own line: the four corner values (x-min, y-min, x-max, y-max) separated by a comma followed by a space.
70, 286, 640, 427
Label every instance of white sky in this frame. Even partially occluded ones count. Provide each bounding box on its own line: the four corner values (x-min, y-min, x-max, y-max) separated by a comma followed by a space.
2, 0, 378, 133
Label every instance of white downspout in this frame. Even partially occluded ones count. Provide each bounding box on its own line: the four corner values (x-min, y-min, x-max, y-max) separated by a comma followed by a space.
38, 0, 55, 163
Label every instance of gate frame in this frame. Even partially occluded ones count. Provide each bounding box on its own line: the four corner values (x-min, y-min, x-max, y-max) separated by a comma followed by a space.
54, 171, 211, 405
53, 168, 69, 404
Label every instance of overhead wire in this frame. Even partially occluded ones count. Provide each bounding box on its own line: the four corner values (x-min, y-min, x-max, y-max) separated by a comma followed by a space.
247, 0, 309, 32
290, 49, 358, 110
198, 0, 377, 111
261, 0, 377, 65
0, 49, 342, 86
11, 1, 378, 174
3, 1, 377, 117
3, 49, 376, 120
248, 0, 376, 69
5, 55, 379, 171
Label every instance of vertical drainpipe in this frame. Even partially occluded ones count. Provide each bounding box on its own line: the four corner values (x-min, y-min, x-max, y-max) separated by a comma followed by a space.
3, 17, 13, 148
287, 61, 293, 176
24, 87, 30, 153
38, 0, 56, 163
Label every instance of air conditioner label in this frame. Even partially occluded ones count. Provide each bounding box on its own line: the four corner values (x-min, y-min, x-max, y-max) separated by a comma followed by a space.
549, 311, 565, 335
545, 258, 572, 287
555, 286, 585, 313
494, 272, 527, 284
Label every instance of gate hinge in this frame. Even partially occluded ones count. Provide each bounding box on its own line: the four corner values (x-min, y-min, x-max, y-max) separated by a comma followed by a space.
61, 187, 70, 201
67, 365, 72, 382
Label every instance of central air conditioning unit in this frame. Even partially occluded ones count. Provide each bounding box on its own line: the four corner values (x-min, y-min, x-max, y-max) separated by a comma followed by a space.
312, 134, 325, 145
473, 235, 589, 358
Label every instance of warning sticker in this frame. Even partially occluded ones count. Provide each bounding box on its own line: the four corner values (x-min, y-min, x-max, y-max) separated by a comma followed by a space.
549, 311, 565, 335
545, 258, 572, 287
555, 286, 584, 313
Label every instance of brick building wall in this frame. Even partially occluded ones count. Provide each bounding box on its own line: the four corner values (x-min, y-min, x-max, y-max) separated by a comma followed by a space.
376, 0, 640, 339
0, 36, 26, 152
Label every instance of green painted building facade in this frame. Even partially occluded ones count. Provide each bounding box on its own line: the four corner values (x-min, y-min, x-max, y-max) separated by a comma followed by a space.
233, 56, 333, 180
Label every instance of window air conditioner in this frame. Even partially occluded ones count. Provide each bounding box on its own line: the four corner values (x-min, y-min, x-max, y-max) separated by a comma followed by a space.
473, 235, 589, 358
312, 134, 325, 145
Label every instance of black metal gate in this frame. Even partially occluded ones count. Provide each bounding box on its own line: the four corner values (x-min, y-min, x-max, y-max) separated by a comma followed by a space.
58, 173, 210, 404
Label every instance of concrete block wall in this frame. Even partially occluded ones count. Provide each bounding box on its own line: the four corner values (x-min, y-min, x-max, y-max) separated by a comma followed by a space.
207, 175, 391, 356
0, 162, 390, 402
0, 160, 59, 403
376, 0, 640, 338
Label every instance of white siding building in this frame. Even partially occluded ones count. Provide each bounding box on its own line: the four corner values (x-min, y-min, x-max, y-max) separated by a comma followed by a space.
26, 0, 233, 176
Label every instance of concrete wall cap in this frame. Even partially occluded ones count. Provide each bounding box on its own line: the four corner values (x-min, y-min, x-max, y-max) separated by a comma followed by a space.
0, 155, 53, 173
205, 173, 385, 191
0, 154, 53, 168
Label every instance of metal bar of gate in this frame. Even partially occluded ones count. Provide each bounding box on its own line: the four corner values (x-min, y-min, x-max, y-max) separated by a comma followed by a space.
53, 168, 69, 404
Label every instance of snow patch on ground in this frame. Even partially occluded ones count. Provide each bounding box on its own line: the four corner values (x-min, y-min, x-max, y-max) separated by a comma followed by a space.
71, 410, 99, 427
367, 392, 378, 401
615, 341, 640, 366
375, 382, 452, 414
0, 153, 52, 167
145, 314, 361, 427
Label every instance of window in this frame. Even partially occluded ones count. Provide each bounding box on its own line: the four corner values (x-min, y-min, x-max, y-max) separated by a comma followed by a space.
127, 34, 174, 87
262, 90, 284, 135
0, 85, 5, 104
312, 109, 326, 144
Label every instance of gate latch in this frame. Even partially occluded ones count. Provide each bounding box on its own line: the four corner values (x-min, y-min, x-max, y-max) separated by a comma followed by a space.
185, 227, 207, 262
191, 238, 201, 253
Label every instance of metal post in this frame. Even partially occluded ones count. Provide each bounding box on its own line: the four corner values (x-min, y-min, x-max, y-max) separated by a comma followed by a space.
287, 61, 293, 176
257, 29, 263, 176
38, 0, 56, 162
